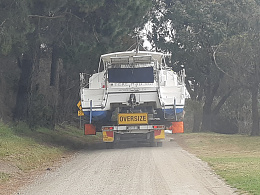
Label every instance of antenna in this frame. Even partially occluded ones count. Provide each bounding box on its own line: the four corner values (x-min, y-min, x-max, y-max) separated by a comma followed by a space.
126, 29, 148, 52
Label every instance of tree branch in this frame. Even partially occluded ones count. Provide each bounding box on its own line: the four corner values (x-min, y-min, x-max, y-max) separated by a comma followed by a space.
28, 11, 83, 21
0, 19, 7, 27
28, 14, 65, 19
185, 79, 195, 99
212, 44, 236, 80
212, 88, 237, 115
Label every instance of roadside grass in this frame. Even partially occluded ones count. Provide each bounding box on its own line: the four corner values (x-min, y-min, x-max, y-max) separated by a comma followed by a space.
0, 173, 11, 182
0, 122, 102, 184
174, 133, 260, 195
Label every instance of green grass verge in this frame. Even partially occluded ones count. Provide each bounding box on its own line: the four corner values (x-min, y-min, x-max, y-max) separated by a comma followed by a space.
0, 173, 11, 182
0, 122, 102, 183
174, 133, 260, 195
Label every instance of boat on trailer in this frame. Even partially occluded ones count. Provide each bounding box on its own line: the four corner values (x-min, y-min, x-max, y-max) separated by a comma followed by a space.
79, 49, 186, 131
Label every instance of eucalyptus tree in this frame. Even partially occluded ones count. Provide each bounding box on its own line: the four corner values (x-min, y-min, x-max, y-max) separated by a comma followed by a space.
0, 0, 33, 122
212, 0, 260, 135
215, 32, 260, 135
13, 0, 153, 128
149, 0, 259, 132
0, 0, 32, 56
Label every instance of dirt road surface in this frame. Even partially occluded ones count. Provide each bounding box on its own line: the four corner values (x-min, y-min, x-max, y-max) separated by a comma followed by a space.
17, 137, 237, 195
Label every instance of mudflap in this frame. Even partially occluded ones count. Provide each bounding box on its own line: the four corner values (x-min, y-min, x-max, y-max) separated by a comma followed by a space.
169, 121, 184, 133
103, 131, 115, 149
103, 130, 114, 142
154, 130, 165, 140
151, 130, 165, 147
84, 124, 96, 135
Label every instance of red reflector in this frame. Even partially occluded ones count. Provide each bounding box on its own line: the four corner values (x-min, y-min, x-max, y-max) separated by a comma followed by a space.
153, 125, 164, 129
103, 126, 114, 130
106, 131, 114, 137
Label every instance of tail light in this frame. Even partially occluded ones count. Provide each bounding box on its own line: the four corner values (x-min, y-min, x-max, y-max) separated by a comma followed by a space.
153, 125, 164, 129
103, 126, 114, 130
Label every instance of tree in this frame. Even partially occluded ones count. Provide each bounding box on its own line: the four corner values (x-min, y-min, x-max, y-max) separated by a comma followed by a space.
215, 33, 260, 135
149, 0, 259, 132
0, 0, 33, 122
0, 0, 32, 56
12, 0, 153, 128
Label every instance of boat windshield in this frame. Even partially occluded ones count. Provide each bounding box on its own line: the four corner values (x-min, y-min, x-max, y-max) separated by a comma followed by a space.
108, 67, 154, 83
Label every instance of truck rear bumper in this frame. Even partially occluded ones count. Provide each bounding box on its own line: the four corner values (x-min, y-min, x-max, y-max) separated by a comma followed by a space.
102, 124, 164, 132
102, 125, 165, 143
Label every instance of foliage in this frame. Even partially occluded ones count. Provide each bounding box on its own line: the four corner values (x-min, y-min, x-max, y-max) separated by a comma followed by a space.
1, 0, 153, 128
4, 0, 258, 134
149, 0, 260, 134
0, 0, 33, 55
215, 33, 260, 135
216, 33, 260, 88
219, 89, 252, 134
27, 94, 54, 129
24, 0, 153, 71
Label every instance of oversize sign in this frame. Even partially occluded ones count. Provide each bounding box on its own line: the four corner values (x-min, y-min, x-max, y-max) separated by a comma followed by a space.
118, 113, 148, 125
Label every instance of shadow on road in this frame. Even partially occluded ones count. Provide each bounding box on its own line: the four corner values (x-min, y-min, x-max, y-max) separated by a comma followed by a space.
85, 141, 158, 151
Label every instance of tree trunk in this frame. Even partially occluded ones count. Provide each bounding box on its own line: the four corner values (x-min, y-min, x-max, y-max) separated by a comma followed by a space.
250, 84, 259, 136
192, 112, 201, 132
49, 45, 61, 129
50, 45, 59, 86
201, 82, 214, 132
212, 88, 236, 116
193, 87, 203, 133
185, 80, 203, 132
201, 71, 222, 132
14, 54, 33, 121
201, 100, 212, 132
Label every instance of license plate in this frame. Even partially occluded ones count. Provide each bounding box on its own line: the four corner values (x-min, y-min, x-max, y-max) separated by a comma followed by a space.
118, 113, 148, 125
127, 126, 138, 130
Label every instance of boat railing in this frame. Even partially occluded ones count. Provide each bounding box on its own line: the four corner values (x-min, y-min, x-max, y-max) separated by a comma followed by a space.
107, 64, 153, 69
177, 69, 185, 86
80, 73, 89, 88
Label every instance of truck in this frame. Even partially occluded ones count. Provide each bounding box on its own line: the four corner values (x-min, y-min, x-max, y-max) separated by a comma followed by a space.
79, 48, 186, 148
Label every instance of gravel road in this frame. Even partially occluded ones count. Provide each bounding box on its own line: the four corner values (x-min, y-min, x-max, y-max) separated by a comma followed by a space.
17, 137, 237, 195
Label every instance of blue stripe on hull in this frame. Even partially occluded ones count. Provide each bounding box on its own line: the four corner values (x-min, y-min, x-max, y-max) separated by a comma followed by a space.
83, 111, 107, 121
163, 108, 184, 114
